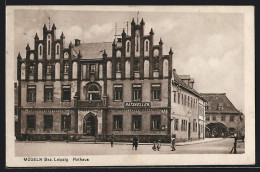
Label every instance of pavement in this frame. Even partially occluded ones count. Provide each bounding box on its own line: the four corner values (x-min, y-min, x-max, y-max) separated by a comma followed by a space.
17, 137, 224, 146
15, 138, 245, 156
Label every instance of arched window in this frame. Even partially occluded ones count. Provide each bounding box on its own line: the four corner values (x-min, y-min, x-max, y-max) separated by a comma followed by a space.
30, 53, 34, 60
64, 62, 69, 74
39, 45, 42, 55
127, 42, 130, 52
29, 65, 35, 75
116, 62, 121, 72
153, 58, 159, 71
145, 40, 149, 51
47, 34, 52, 59
116, 50, 121, 58
48, 40, 51, 55
56, 44, 60, 55
46, 63, 52, 74
153, 49, 159, 56
87, 84, 100, 100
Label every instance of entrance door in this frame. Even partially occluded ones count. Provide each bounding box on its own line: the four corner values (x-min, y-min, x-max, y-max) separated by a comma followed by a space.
83, 115, 95, 136
188, 122, 191, 140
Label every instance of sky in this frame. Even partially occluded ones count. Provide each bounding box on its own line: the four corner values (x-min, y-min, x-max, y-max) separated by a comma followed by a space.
14, 9, 244, 113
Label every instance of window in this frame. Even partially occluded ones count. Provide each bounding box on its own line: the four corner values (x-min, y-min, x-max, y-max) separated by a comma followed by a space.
184, 95, 186, 106
151, 84, 161, 101
64, 62, 69, 74
145, 40, 149, 51
182, 94, 184, 105
113, 115, 123, 130
26, 115, 36, 130
116, 62, 121, 72
181, 120, 184, 131
151, 115, 161, 130
56, 44, 60, 55
29, 65, 34, 75
230, 115, 234, 122
188, 96, 190, 107
132, 115, 142, 130
44, 115, 53, 131
127, 41, 130, 52
114, 85, 123, 101
134, 59, 140, 72
206, 115, 210, 121
48, 40, 51, 55
62, 85, 71, 102
132, 84, 142, 101
61, 115, 71, 131
153, 58, 159, 71
221, 115, 226, 121
178, 93, 180, 104
213, 115, 216, 121
193, 119, 196, 132
46, 64, 52, 74
174, 119, 179, 130
44, 85, 53, 102
88, 84, 100, 100
173, 92, 176, 103
90, 64, 96, 73
39, 45, 42, 55
27, 85, 36, 102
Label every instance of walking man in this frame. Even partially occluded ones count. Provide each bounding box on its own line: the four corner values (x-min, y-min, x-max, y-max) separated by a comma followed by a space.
133, 136, 139, 150
110, 134, 114, 148
171, 134, 176, 151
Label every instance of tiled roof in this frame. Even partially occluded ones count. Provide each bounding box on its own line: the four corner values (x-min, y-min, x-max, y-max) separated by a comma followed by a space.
72, 42, 113, 59
172, 70, 205, 101
200, 93, 240, 114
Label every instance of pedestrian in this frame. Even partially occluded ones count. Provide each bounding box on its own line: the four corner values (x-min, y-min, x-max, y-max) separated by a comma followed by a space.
110, 134, 114, 147
157, 140, 161, 151
152, 141, 157, 151
133, 135, 138, 150
171, 138, 176, 151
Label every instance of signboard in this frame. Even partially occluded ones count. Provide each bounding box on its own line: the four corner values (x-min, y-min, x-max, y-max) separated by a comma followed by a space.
124, 102, 151, 107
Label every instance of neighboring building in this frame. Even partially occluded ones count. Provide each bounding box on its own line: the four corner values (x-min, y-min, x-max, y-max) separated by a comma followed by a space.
16, 18, 205, 142
14, 83, 18, 138
201, 93, 245, 138
171, 70, 206, 142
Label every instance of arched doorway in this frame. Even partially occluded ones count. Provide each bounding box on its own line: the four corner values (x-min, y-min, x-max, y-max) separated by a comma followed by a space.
206, 122, 227, 138
83, 113, 96, 136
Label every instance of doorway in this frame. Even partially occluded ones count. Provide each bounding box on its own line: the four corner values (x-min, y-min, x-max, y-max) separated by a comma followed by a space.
83, 114, 96, 136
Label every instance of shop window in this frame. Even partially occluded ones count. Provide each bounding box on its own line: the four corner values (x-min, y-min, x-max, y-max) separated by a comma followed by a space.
87, 84, 100, 100
61, 115, 71, 131
44, 85, 53, 102
44, 115, 53, 131
114, 85, 123, 101
26, 115, 36, 130
62, 85, 71, 102
113, 115, 123, 131
151, 115, 161, 130
132, 84, 142, 101
230, 115, 234, 122
151, 84, 161, 101
132, 115, 142, 130
174, 119, 179, 130
27, 85, 36, 102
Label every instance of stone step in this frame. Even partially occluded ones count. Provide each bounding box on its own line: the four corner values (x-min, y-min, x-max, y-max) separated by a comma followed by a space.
78, 136, 95, 142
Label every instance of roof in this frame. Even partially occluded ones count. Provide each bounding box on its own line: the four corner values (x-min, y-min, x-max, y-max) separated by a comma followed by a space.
172, 70, 205, 101
72, 42, 113, 59
200, 93, 240, 114
178, 75, 190, 80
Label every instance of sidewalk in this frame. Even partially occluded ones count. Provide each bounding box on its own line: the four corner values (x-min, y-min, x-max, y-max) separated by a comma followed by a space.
17, 138, 224, 146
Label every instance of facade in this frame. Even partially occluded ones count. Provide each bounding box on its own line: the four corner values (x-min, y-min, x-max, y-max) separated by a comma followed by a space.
16, 18, 205, 142
201, 93, 245, 138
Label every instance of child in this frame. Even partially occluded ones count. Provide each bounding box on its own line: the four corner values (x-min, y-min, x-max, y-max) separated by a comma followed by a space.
157, 140, 161, 151
152, 141, 157, 151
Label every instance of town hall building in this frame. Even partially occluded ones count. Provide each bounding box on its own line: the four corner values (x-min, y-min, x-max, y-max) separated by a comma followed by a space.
16, 18, 206, 142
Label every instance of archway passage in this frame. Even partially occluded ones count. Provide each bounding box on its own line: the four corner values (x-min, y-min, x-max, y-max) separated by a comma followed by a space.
83, 114, 96, 136
206, 122, 227, 138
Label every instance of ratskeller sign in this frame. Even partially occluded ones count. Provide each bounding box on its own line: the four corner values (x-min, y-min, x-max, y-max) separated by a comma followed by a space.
124, 102, 151, 107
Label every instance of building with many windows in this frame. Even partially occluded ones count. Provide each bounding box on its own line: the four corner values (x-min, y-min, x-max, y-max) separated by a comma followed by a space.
16, 18, 206, 142
201, 93, 245, 138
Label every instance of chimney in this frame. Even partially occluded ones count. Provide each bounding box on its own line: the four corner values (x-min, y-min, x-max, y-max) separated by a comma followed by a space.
75, 39, 81, 46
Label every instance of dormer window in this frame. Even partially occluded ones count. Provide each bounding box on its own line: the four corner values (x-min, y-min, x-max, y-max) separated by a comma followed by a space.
64, 62, 69, 74
46, 64, 52, 75
116, 62, 121, 72
29, 65, 35, 75
90, 64, 96, 73
134, 59, 140, 72
153, 57, 159, 71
